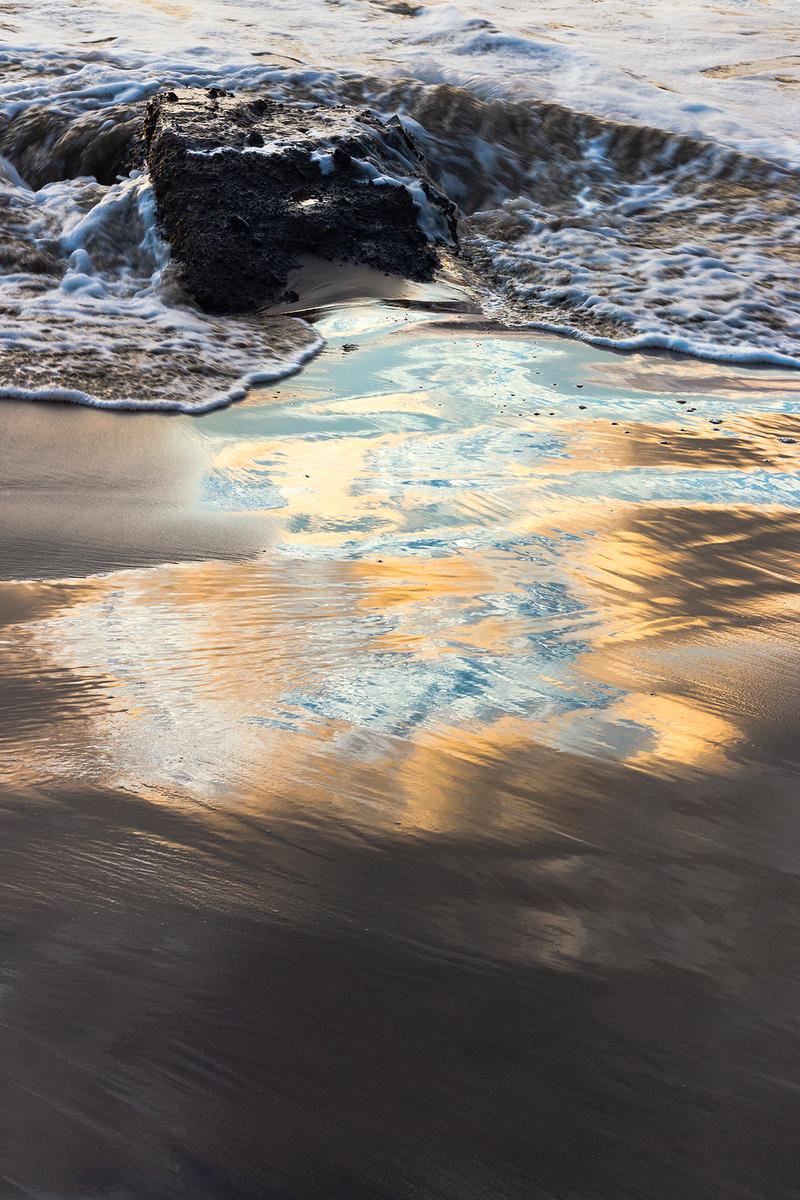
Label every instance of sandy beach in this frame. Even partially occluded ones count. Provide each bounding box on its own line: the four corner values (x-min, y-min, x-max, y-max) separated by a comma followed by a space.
2, 0, 800, 1194
3, 305, 800, 1196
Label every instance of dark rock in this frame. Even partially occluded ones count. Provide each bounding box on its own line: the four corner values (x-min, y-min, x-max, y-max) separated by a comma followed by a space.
143, 87, 458, 314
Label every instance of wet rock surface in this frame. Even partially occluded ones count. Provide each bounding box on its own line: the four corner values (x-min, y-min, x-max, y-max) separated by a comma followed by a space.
143, 87, 458, 313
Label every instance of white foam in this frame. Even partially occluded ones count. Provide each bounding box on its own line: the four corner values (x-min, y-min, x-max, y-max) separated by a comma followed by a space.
464, 143, 800, 367
1, 0, 798, 377
0, 338, 323, 414
349, 156, 452, 242
3, 0, 799, 167
0, 168, 324, 412
310, 149, 336, 175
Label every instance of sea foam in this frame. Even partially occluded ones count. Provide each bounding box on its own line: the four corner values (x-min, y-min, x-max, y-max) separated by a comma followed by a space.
0, 163, 323, 412
1, 0, 798, 390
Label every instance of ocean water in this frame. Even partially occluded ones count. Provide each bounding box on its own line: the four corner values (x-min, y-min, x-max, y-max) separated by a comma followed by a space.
1, 0, 799, 412
2, 4, 800, 1199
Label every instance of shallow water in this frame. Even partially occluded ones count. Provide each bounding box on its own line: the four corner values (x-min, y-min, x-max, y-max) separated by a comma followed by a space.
2, 304, 800, 1197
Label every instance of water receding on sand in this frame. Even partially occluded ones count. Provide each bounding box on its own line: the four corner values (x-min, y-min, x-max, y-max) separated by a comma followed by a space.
2, 302, 800, 1195
6, 306, 799, 780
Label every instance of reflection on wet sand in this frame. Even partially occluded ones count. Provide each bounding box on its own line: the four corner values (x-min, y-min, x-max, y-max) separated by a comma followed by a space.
589, 351, 800, 398
2, 314, 800, 1198
576, 505, 800, 636
541, 416, 800, 473
7, 499, 797, 805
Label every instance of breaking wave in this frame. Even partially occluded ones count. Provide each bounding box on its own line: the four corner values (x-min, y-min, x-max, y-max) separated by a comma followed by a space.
335, 79, 800, 366
0, 0, 798, 412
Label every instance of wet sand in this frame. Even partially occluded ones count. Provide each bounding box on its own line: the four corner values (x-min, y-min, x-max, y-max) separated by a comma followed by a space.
2, 309, 800, 1199
0, 400, 275, 579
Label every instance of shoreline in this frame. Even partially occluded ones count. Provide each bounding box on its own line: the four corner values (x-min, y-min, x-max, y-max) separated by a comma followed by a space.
3, 303, 799, 584
2, 303, 800, 1198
